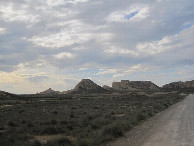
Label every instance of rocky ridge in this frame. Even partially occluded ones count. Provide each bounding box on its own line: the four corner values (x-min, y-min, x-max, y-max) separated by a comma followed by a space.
112, 80, 160, 91
162, 80, 194, 89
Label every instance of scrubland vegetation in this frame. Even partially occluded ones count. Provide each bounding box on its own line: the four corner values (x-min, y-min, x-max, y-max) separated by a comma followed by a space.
0, 92, 186, 146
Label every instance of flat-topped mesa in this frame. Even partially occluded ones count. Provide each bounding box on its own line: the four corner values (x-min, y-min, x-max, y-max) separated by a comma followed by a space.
38, 88, 60, 95
112, 80, 137, 91
162, 80, 194, 89
73, 79, 106, 93
112, 80, 160, 91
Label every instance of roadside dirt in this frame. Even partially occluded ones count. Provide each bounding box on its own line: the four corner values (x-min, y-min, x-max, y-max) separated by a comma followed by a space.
107, 94, 194, 146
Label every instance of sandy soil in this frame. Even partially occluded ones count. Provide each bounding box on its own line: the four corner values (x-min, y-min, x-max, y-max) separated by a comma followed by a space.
107, 94, 194, 146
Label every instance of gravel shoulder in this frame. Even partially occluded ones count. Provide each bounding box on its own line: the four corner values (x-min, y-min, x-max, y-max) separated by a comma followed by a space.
107, 94, 194, 146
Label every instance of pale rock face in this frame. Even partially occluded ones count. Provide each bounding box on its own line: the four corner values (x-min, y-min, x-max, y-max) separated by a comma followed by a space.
162, 80, 194, 89
112, 80, 160, 91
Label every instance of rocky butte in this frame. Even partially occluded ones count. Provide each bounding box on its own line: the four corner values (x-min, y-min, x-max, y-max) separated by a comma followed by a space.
112, 80, 160, 91
73, 79, 106, 93
37, 88, 60, 95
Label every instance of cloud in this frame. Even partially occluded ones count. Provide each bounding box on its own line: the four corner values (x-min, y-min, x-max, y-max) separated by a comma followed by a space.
0, 71, 23, 83
0, 0, 193, 93
107, 5, 149, 23
96, 64, 150, 78
97, 69, 118, 75
0, 2, 40, 23
0, 28, 6, 34
25, 20, 94, 48
112, 64, 150, 78
136, 36, 172, 55
28, 75, 49, 82
104, 46, 137, 56
65, 0, 89, 4
54, 52, 75, 59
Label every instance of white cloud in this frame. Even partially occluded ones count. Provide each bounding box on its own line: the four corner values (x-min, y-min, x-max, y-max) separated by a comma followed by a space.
104, 46, 137, 56
97, 64, 150, 78
131, 7, 149, 21
26, 31, 92, 48
136, 36, 172, 54
0, 28, 6, 34
97, 69, 118, 75
25, 20, 94, 48
0, 3, 40, 23
65, 0, 89, 4
25, 20, 112, 49
42, 0, 65, 7
72, 46, 87, 51
107, 5, 149, 23
37, 0, 88, 8
113, 64, 150, 78
136, 26, 194, 55
54, 52, 75, 59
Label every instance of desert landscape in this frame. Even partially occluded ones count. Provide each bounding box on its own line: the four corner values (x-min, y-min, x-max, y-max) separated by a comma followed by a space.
1, 79, 193, 146
0, 0, 193, 146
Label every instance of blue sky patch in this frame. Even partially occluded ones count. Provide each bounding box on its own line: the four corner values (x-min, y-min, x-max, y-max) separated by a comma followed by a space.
124, 11, 138, 20
182, 23, 192, 30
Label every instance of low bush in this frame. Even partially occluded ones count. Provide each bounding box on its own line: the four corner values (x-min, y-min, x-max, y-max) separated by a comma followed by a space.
136, 113, 146, 122
8, 121, 16, 127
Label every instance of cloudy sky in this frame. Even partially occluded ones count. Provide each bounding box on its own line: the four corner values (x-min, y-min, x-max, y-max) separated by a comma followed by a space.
0, 0, 194, 94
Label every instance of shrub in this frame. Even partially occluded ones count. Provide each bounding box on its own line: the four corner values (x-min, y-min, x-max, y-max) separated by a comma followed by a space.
8, 121, 16, 127
70, 113, 74, 118
66, 125, 73, 131
60, 121, 68, 125
51, 119, 58, 125
102, 124, 123, 139
77, 138, 94, 146
46, 137, 73, 146
52, 111, 58, 115
31, 140, 41, 146
42, 127, 58, 134
136, 113, 146, 121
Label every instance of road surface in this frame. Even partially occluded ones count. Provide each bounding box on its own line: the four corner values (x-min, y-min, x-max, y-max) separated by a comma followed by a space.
108, 94, 194, 146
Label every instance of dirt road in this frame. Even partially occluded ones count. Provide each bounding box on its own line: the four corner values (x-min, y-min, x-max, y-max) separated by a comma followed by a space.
108, 94, 194, 146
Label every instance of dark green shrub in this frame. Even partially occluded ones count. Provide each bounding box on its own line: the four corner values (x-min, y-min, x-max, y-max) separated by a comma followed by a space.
102, 124, 123, 138
52, 111, 58, 115
45, 137, 73, 146
70, 113, 74, 118
51, 119, 58, 125
27, 123, 34, 128
136, 113, 146, 121
77, 138, 94, 146
8, 121, 16, 127
60, 121, 68, 125
42, 127, 58, 134
66, 125, 73, 131
31, 140, 41, 146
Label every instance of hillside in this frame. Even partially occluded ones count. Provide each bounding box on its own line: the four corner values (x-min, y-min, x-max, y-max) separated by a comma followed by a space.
0, 90, 17, 100
162, 80, 194, 89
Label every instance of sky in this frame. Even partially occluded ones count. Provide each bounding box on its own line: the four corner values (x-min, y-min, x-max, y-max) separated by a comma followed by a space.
0, 0, 194, 94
